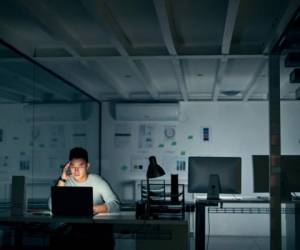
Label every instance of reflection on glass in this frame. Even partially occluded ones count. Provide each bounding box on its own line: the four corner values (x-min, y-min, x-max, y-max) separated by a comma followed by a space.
0, 41, 99, 205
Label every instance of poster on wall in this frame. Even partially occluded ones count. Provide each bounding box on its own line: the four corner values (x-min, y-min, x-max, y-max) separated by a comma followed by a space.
130, 155, 148, 174
48, 156, 65, 171
32, 126, 45, 148
114, 123, 132, 148
201, 126, 211, 142
138, 124, 155, 150
163, 125, 176, 142
0, 155, 9, 169
162, 156, 187, 174
19, 156, 31, 171
49, 125, 65, 149
72, 125, 87, 148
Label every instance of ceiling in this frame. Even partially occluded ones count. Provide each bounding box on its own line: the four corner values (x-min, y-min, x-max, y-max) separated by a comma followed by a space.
0, 0, 300, 102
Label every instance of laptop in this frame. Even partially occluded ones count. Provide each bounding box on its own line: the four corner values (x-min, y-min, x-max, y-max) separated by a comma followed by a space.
51, 186, 93, 217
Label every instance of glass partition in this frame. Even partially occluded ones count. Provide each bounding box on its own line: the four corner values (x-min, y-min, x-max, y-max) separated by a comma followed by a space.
0, 41, 99, 205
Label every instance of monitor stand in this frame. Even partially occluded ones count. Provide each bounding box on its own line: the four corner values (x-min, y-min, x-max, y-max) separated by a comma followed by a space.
207, 174, 221, 200
281, 172, 292, 202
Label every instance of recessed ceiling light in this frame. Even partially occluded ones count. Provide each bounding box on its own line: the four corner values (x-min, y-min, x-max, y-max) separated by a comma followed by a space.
221, 90, 240, 96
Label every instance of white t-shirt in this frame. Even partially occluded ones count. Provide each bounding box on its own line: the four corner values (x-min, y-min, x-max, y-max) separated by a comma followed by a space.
49, 174, 120, 212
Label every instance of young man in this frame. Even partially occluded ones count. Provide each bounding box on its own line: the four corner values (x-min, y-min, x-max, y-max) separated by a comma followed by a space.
50, 147, 119, 249
56, 147, 119, 213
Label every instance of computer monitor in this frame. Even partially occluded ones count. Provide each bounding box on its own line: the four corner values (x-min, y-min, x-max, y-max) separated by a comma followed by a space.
252, 155, 269, 193
252, 155, 300, 193
188, 157, 242, 195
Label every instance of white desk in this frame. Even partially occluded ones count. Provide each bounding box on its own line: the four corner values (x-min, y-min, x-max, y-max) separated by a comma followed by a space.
0, 211, 188, 250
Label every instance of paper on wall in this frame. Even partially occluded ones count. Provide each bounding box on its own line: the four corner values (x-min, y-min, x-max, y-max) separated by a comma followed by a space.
162, 156, 187, 174
72, 124, 87, 148
138, 124, 154, 149
49, 125, 65, 149
114, 123, 132, 148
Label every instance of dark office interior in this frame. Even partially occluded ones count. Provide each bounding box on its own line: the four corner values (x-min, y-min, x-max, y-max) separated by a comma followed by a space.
1, 0, 300, 249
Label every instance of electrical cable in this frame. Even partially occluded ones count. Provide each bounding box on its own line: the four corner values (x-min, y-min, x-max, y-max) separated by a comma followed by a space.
206, 208, 210, 250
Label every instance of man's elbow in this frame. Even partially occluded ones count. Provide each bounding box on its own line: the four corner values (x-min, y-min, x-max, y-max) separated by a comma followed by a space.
107, 200, 120, 213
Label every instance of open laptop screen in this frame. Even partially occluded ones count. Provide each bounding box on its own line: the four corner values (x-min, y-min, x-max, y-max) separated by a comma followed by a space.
51, 186, 93, 217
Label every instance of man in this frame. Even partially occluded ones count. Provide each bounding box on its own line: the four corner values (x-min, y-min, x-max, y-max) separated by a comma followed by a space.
56, 147, 119, 213
50, 147, 119, 249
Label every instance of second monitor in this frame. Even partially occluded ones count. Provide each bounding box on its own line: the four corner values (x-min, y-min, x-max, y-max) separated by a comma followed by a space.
188, 156, 242, 199
252, 155, 300, 194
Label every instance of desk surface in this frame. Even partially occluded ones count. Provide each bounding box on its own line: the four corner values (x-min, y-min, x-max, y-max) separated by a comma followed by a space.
196, 198, 300, 205
0, 211, 188, 225
196, 198, 270, 204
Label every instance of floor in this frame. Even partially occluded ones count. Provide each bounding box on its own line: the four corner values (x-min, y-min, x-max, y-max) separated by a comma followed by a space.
115, 236, 288, 250
0, 230, 288, 250
189, 236, 271, 250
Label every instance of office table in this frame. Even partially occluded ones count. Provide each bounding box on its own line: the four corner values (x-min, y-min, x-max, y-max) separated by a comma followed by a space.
195, 198, 270, 250
285, 202, 300, 250
0, 211, 189, 250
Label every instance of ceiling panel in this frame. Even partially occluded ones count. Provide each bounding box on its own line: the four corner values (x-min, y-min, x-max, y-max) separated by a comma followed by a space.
184, 59, 218, 93
95, 59, 147, 93
0, 0, 299, 102
0, 0, 60, 47
42, 60, 114, 94
231, 0, 291, 54
44, 0, 115, 49
106, 0, 166, 51
250, 75, 268, 96
221, 58, 263, 92
142, 59, 179, 93
171, 0, 228, 53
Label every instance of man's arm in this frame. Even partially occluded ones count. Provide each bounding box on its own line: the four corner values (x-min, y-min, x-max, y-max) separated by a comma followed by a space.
95, 178, 120, 213
48, 162, 71, 210
93, 204, 108, 214
56, 162, 71, 186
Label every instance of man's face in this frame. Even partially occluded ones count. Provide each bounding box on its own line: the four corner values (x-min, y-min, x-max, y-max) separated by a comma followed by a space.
70, 158, 88, 180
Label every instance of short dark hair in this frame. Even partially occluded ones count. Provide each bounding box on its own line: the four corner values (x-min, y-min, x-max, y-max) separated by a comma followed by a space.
69, 147, 89, 162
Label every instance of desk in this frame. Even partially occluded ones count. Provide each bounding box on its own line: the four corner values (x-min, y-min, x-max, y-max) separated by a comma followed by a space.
195, 198, 270, 250
0, 211, 188, 250
286, 202, 300, 250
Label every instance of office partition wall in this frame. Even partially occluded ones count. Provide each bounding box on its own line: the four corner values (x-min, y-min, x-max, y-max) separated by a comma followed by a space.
0, 40, 100, 201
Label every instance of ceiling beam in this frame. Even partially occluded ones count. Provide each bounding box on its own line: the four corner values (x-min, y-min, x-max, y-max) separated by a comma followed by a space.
222, 0, 240, 54
0, 54, 267, 63
50, 64, 103, 100
213, 0, 240, 101
91, 60, 130, 99
80, 0, 131, 56
0, 68, 47, 101
182, 60, 192, 94
80, 0, 159, 99
263, 0, 300, 54
153, 0, 188, 101
153, 0, 177, 55
242, 59, 267, 101
0, 65, 71, 101
0, 84, 33, 101
212, 58, 228, 101
171, 59, 188, 101
134, 60, 160, 96
0, 24, 35, 57
17, 0, 129, 100
0, 87, 25, 102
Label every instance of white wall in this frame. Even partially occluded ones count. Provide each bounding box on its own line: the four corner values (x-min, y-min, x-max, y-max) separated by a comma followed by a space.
0, 102, 99, 199
101, 101, 300, 236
